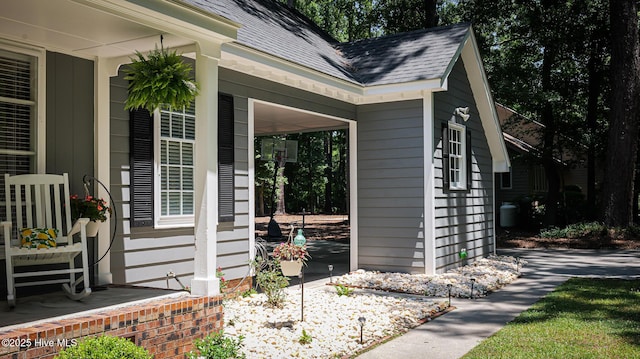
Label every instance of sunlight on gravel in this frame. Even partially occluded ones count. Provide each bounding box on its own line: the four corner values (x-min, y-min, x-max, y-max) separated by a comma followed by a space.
335, 255, 526, 298
223, 255, 524, 358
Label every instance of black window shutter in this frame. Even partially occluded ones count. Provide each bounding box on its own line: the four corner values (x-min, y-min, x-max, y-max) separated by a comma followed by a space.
441, 122, 450, 190
466, 129, 472, 190
218, 94, 235, 222
130, 108, 154, 227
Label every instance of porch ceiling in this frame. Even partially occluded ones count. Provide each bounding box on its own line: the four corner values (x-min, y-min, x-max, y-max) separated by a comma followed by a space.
1, 0, 192, 58
254, 102, 349, 136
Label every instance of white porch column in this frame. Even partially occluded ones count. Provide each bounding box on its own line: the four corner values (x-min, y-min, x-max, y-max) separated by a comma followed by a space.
349, 121, 359, 271
191, 42, 222, 296
423, 91, 436, 274
94, 57, 117, 285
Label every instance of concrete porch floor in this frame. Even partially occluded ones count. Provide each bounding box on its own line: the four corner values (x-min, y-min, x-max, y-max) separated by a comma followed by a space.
0, 285, 184, 329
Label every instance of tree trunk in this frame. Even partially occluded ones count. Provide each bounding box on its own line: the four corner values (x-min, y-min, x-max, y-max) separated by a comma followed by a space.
423, 0, 438, 28
275, 157, 287, 215
601, 0, 640, 227
540, 43, 561, 227
324, 132, 333, 214
256, 185, 265, 217
585, 46, 602, 219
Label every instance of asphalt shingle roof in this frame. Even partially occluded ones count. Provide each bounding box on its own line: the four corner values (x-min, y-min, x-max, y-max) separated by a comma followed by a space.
184, 0, 470, 87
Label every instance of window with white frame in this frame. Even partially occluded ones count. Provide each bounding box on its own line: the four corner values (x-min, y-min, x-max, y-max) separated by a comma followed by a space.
130, 95, 235, 228
156, 103, 195, 226
0, 49, 37, 179
448, 123, 466, 190
0, 48, 39, 220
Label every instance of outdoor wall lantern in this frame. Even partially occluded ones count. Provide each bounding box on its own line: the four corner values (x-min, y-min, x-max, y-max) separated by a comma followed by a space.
454, 107, 470, 121
358, 316, 367, 344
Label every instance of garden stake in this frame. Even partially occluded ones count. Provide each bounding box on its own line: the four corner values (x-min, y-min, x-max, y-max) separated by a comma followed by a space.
470, 278, 476, 299
328, 264, 334, 283
447, 283, 452, 306
299, 270, 305, 322
358, 317, 366, 344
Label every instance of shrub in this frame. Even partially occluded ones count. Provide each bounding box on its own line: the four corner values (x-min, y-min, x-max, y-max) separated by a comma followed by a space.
240, 288, 257, 298
55, 336, 151, 359
251, 256, 289, 307
540, 222, 606, 239
187, 331, 246, 359
298, 329, 313, 345
335, 284, 354, 297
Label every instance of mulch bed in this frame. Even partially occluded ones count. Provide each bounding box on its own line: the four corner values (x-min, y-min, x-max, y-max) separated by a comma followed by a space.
497, 228, 640, 250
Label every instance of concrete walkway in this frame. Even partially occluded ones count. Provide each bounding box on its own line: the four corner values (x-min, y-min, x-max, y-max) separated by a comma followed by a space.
357, 248, 640, 359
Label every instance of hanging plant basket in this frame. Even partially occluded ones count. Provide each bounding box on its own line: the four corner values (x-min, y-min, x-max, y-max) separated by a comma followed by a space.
124, 46, 199, 112
280, 260, 303, 276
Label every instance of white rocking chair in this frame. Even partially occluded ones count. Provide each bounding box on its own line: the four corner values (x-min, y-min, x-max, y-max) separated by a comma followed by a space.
2, 173, 91, 307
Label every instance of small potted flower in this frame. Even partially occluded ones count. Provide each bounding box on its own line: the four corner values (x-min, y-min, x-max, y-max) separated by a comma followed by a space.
70, 194, 112, 236
272, 240, 310, 276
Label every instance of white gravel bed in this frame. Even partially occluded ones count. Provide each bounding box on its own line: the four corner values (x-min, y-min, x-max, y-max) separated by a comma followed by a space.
334, 255, 525, 298
224, 286, 447, 358
223, 255, 525, 358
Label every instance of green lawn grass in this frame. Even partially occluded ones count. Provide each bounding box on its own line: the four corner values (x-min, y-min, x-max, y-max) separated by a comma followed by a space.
463, 278, 640, 359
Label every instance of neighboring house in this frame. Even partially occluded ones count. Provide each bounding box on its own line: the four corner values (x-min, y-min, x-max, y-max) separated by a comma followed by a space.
495, 104, 591, 224
0, 0, 509, 297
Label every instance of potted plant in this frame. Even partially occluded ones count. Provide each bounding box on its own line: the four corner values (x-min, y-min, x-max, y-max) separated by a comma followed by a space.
272, 241, 310, 276
124, 44, 199, 112
69, 194, 112, 237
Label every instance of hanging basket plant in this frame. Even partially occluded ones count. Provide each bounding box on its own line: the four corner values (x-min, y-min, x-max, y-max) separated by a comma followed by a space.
124, 45, 199, 112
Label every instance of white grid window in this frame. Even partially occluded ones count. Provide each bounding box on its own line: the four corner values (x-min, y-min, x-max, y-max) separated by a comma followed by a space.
448, 123, 466, 190
155, 103, 195, 226
0, 49, 36, 178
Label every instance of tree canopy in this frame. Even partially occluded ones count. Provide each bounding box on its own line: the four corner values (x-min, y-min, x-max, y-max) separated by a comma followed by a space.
269, 0, 639, 228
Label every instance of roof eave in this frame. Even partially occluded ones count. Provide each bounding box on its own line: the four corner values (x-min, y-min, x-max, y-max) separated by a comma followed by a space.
220, 42, 449, 105
75, 0, 239, 43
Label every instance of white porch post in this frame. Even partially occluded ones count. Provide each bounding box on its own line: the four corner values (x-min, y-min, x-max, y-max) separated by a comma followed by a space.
191, 42, 222, 296
94, 57, 117, 285
423, 91, 436, 274
349, 121, 358, 271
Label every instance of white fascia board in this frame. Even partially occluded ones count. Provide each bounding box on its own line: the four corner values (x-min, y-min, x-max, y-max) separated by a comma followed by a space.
221, 43, 363, 103
221, 43, 448, 105
460, 29, 511, 173
74, 0, 239, 44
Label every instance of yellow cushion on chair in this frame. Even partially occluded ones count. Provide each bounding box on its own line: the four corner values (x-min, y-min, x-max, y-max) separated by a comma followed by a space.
20, 227, 58, 248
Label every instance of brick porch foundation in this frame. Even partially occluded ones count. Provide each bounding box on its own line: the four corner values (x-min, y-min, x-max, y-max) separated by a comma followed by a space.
0, 293, 223, 359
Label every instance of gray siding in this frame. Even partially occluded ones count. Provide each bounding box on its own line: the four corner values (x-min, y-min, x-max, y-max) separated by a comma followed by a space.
46, 52, 94, 195
109, 67, 196, 289
433, 60, 494, 272
357, 100, 426, 273
108, 66, 356, 288
495, 152, 534, 209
